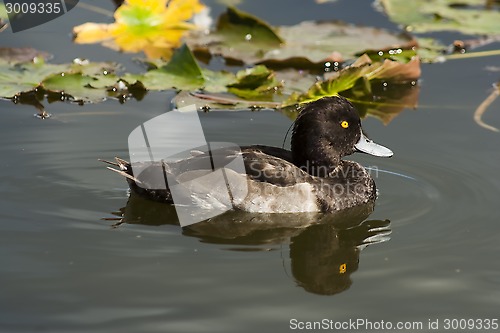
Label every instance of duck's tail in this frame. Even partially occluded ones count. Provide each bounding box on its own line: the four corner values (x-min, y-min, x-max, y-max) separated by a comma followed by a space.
99, 157, 142, 184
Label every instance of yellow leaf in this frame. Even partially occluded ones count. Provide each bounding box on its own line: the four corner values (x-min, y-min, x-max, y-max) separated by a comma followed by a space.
125, 0, 168, 12
164, 0, 205, 22
73, 22, 113, 44
73, 0, 206, 60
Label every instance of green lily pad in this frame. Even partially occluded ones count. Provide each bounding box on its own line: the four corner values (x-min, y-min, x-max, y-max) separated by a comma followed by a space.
189, 6, 284, 63
379, 0, 500, 35
187, 7, 414, 68
227, 65, 282, 99
0, 61, 70, 98
0, 52, 120, 101
201, 69, 237, 93
42, 73, 111, 103
69, 60, 121, 77
125, 45, 283, 96
215, 6, 284, 45
273, 21, 413, 65
123, 44, 205, 90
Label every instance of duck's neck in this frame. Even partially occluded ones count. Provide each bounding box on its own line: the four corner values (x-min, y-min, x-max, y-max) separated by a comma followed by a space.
291, 131, 341, 177
294, 149, 341, 177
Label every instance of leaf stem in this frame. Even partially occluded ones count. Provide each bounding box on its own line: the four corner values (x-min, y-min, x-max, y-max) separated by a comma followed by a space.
444, 49, 500, 60
474, 84, 499, 132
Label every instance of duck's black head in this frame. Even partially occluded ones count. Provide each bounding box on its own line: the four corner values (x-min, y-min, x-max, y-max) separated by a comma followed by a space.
291, 96, 392, 176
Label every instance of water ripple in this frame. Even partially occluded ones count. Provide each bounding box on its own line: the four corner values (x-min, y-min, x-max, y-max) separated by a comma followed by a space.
373, 157, 496, 228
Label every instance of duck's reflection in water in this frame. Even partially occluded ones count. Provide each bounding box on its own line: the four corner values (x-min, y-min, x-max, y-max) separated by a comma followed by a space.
108, 194, 391, 295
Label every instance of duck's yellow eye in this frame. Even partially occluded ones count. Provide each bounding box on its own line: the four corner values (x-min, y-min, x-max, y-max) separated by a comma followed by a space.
341, 121, 349, 129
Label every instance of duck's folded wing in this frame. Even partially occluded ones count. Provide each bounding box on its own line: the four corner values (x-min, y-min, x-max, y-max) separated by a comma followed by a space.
241, 148, 313, 187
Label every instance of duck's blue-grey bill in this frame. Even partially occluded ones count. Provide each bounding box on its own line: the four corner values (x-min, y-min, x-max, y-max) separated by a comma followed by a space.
355, 132, 393, 157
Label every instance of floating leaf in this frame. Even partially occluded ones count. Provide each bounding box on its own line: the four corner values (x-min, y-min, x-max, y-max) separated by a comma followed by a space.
379, 0, 500, 35
212, 6, 283, 46
272, 21, 413, 66
187, 7, 414, 68
123, 43, 205, 90
73, 0, 205, 60
227, 65, 282, 99
125, 45, 280, 95
0, 55, 120, 101
42, 73, 111, 103
69, 60, 121, 77
187, 6, 284, 65
285, 54, 420, 105
0, 61, 70, 98
56, 62, 120, 101
201, 69, 236, 93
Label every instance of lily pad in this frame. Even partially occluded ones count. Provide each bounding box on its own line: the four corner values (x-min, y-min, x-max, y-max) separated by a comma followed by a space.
123, 44, 205, 90
273, 21, 413, 65
379, 0, 500, 35
187, 7, 415, 68
42, 73, 111, 103
200, 69, 236, 93
227, 65, 282, 99
0, 53, 120, 101
125, 45, 283, 96
0, 61, 71, 98
69, 60, 121, 77
187, 5, 284, 64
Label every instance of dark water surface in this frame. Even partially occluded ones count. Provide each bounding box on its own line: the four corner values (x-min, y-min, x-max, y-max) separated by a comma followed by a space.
1, 0, 500, 332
